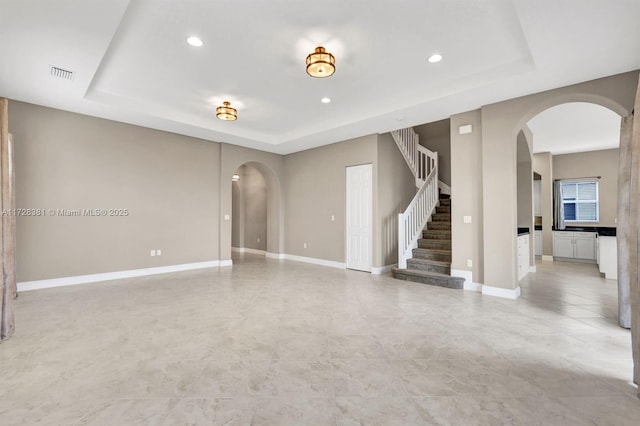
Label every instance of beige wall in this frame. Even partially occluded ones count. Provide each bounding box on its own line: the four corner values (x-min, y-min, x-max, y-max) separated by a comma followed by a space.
9, 101, 220, 282
553, 148, 619, 227
415, 119, 451, 186
533, 152, 554, 256
284, 135, 378, 265
219, 145, 285, 260
231, 164, 267, 251
517, 132, 533, 229
450, 109, 484, 283
480, 71, 637, 290
377, 133, 416, 267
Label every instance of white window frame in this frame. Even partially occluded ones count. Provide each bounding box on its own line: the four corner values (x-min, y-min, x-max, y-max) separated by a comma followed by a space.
560, 180, 599, 223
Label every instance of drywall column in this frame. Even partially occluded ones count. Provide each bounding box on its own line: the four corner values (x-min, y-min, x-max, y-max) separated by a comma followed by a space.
0, 97, 15, 341
617, 115, 632, 329
450, 110, 484, 286
533, 152, 554, 258
629, 76, 640, 392
481, 106, 518, 291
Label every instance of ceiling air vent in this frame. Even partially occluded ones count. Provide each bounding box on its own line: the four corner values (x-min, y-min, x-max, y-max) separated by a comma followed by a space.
49, 66, 74, 81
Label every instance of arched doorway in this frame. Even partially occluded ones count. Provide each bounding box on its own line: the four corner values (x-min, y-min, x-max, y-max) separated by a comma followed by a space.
225, 160, 283, 262
232, 164, 268, 257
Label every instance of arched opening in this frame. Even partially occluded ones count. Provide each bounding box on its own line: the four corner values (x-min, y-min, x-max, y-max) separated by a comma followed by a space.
232, 164, 267, 258
229, 161, 283, 262
517, 100, 625, 324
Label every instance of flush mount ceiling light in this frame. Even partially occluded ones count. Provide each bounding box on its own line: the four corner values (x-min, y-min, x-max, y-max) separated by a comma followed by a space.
232, 174, 240, 181
321, 97, 331, 103
216, 101, 237, 121
306, 46, 335, 78
187, 36, 203, 47
428, 53, 443, 63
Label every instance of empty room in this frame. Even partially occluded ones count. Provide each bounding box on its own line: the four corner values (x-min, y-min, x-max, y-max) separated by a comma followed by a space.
1, 1, 640, 425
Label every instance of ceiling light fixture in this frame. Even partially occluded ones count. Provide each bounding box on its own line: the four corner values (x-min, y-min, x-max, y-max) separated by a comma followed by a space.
306, 46, 335, 78
321, 97, 331, 103
232, 174, 240, 182
216, 101, 237, 121
187, 36, 203, 47
428, 53, 443, 63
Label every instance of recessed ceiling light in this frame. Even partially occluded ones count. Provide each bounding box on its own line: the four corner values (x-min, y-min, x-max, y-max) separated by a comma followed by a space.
187, 36, 203, 47
321, 97, 331, 103
428, 53, 442, 63
396, 116, 406, 121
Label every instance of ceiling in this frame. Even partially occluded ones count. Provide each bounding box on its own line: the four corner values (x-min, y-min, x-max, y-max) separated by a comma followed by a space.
1, 0, 639, 154
528, 102, 622, 155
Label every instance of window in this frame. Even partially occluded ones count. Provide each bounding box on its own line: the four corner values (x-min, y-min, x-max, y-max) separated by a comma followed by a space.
560, 181, 599, 222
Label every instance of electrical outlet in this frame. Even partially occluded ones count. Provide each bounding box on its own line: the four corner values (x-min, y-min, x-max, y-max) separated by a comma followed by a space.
331, 215, 335, 221
150, 250, 156, 257
467, 259, 473, 267
303, 242, 307, 249
463, 216, 472, 223
156, 249, 162, 256
257, 238, 260, 243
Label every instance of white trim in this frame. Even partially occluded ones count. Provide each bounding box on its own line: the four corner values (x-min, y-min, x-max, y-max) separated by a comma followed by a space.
481, 285, 521, 300
542, 255, 554, 262
283, 254, 346, 269
17, 261, 221, 292
220, 259, 233, 267
371, 264, 397, 275
451, 269, 483, 292
232, 247, 266, 255
438, 180, 451, 195
529, 265, 537, 273
265, 252, 286, 259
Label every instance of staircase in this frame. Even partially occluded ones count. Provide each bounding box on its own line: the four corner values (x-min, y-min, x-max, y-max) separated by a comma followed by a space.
392, 196, 464, 289
390, 127, 464, 290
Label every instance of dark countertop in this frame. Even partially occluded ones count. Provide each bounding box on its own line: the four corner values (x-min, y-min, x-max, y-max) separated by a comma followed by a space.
517, 227, 530, 236
552, 226, 617, 237
534, 225, 542, 231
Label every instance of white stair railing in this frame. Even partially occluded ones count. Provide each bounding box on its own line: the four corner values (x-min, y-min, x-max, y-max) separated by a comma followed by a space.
391, 128, 435, 188
391, 127, 439, 268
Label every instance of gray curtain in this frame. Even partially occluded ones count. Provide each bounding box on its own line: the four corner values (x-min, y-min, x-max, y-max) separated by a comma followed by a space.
553, 180, 565, 230
0, 97, 16, 342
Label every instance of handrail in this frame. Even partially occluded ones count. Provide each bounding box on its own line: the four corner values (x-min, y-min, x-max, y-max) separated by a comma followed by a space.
391, 128, 438, 188
398, 164, 438, 268
391, 126, 439, 269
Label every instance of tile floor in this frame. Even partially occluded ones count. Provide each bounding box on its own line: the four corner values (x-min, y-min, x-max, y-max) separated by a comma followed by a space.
0, 255, 638, 425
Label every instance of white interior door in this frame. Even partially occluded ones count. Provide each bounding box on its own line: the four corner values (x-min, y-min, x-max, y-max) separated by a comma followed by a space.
346, 164, 372, 272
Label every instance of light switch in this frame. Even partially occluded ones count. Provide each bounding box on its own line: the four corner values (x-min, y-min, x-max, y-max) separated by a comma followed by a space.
467, 259, 473, 267
150, 250, 156, 257
459, 124, 473, 135
224, 214, 230, 220
331, 215, 335, 221
463, 216, 472, 223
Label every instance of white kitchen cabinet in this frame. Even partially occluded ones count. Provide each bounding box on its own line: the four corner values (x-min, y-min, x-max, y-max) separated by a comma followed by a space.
553, 231, 597, 261
517, 234, 530, 280
534, 230, 542, 256
597, 236, 617, 279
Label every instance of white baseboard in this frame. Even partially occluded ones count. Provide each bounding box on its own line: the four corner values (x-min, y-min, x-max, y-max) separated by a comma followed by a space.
232, 247, 266, 255
529, 265, 537, 273
265, 252, 285, 259
371, 264, 396, 275
220, 259, 233, 267
449, 269, 474, 291
283, 254, 346, 269
17, 260, 222, 292
542, 255, 554, 262
481, 285, 521, 300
